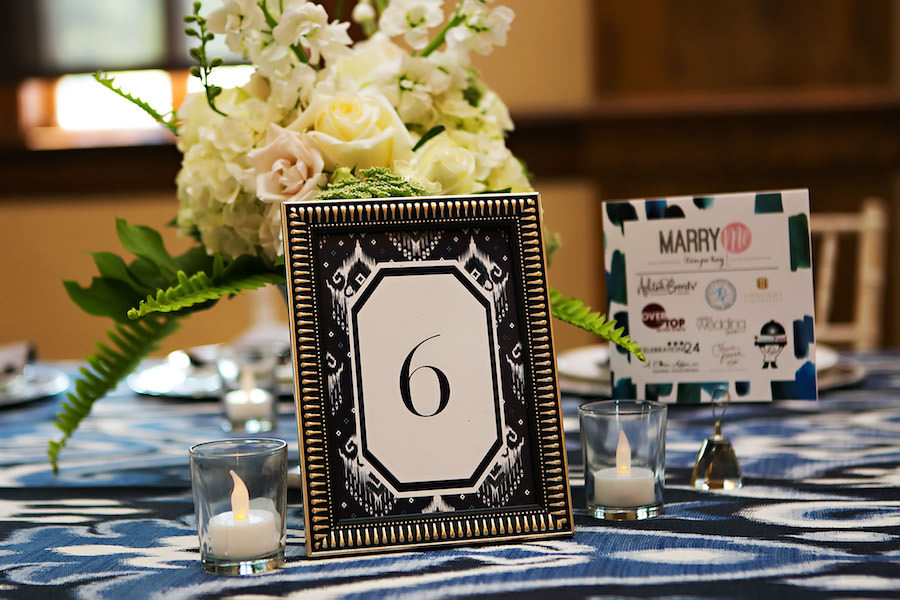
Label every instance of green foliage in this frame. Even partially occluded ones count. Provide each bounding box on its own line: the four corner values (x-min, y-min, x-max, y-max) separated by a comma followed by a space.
412, 125, 446, 152
549, 288, 646, 361
316, 167, 428, 200
48, 316, 180, 474
92, 72, 177, 134
128, 265, 284, 319
52, 218, 282, 471
184, 2, 227, 116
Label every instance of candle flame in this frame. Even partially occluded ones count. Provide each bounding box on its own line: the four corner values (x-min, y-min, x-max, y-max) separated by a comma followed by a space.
240, 369, 256, 393
616, 430, 632, 475
229, 470, 250, 520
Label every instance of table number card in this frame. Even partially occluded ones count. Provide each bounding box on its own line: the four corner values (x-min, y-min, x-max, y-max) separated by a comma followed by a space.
603, 189, 817, 403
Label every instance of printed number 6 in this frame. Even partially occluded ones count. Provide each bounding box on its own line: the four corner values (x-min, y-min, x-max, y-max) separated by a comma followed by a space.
399, 334, 450, 417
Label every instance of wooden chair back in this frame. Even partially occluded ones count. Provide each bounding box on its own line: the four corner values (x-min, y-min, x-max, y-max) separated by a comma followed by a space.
810, 197, 887, 350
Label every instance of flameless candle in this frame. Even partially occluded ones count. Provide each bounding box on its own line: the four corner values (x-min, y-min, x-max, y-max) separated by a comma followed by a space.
208, 470, 280, 559
223, 370, 274, 423
592, 430, 656, 507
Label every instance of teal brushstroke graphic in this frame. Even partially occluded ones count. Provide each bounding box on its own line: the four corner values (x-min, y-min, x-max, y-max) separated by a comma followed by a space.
788, 213, 812, 271
770, 361, 817, 400
646, 383, 673, 401
612, 377, 637, 400
693, 197, 714, 210
613, 311, 632, 361
755, 192, 784, 213
645, 199, 667, 219
675, 382, 729, 404
605, 201, 638, 233
793, 315, 814, 359
607, 250, 627, 305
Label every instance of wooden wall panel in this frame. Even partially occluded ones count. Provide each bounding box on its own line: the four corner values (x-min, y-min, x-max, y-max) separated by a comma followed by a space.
594, 0, 894, 95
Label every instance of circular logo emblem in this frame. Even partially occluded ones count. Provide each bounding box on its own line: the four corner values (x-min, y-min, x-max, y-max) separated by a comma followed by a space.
705, 279, 737, 310
721, 222, 752, 253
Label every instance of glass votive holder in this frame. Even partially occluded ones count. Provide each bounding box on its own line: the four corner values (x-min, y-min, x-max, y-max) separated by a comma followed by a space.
216, 345, 278, 433
578, 400, 667, 520
189, 438, 287, 575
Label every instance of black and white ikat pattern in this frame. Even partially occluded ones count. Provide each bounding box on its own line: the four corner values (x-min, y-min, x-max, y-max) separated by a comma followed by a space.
314, 227, 538, 520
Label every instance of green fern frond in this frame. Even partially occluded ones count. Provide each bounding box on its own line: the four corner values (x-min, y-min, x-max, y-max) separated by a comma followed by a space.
93, 72, 177, 134
549, 288, 646, 362
48, 316, 180, 474
127, 270, 285, 319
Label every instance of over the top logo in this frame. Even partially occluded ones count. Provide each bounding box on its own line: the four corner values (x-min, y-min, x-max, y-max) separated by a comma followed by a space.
720, 222, 751, 253
641, 303, 686, 331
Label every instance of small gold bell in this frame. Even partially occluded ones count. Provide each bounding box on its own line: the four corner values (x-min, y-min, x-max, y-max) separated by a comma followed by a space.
691, 393, 743, 490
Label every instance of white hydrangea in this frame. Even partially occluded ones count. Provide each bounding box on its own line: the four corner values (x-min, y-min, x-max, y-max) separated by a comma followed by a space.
379, 0, 445, 50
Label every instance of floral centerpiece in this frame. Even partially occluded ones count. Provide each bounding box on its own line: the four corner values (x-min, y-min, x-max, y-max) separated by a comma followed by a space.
50, 0, 643, 472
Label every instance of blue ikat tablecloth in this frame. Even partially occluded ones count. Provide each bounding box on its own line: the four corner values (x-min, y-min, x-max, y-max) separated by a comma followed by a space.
1, 354, 899, 599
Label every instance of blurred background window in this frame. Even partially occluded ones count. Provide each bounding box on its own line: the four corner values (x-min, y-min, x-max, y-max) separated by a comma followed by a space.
10, 0, 250, 146
40, 0, 167, 72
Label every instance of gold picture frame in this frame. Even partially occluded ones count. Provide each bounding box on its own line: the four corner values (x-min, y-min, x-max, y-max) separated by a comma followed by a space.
282, 193, 573, 557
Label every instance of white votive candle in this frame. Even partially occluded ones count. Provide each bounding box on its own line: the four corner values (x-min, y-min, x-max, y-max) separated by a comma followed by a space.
224, 388, 274, 422
208, 471, 281, 559
592, 466, 657, 507
591, 429, 657, 507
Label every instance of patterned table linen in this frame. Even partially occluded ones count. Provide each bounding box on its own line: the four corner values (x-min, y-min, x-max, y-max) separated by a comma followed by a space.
1, 354, 899, 599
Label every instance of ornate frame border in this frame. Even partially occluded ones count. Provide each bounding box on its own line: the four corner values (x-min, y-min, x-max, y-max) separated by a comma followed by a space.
282, 193, 573, 557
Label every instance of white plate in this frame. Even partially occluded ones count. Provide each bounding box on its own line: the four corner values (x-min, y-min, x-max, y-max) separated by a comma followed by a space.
815, 344, 839, 372
556, 345, 610, 382
0, 365, 70, 407
127, 362, 222, 399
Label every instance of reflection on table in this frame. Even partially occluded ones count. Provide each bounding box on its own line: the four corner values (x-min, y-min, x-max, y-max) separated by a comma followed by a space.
1, 352, 899, 599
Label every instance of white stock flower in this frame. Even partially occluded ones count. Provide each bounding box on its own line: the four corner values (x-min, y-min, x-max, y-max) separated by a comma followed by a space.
447, 1, 514, 56
273, 0, 352, 64
379, 0, 444, 50
385, 56, 452, 127
248, 124, 326, 204
206, 0, 267, 56
290, 91, 413, 170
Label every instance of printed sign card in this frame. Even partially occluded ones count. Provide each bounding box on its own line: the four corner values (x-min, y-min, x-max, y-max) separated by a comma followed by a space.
603, 189, 817, 403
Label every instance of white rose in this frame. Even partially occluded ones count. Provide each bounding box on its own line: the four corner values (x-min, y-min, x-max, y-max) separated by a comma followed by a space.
248, 124, 326, 204
290, 91, 413, 170
397, 132, 480, 195
486, 151, 533, 193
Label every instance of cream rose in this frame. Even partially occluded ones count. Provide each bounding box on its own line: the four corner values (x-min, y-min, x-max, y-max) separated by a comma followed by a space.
397, 132, 480, 195
248, 124, 326, 204
290, 91, 413, 170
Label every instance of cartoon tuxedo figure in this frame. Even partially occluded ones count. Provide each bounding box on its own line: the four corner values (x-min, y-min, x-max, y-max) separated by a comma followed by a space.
754, 320, 787, 369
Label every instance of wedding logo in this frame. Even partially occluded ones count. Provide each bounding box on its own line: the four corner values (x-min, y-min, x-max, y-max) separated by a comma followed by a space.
757, 277, 769, 290
705, 279, 737, 310
641, 303, 686, 331
697, 316, 746, 334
